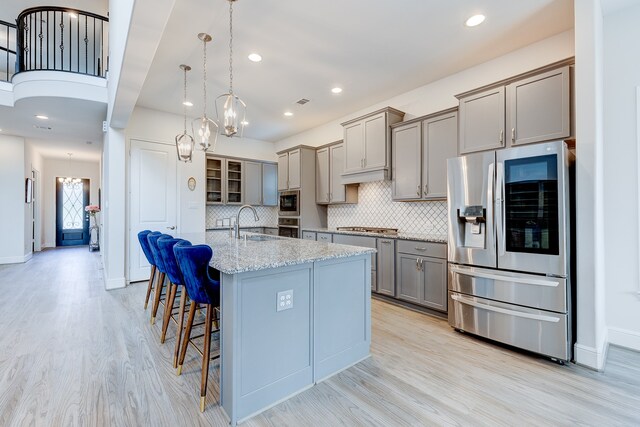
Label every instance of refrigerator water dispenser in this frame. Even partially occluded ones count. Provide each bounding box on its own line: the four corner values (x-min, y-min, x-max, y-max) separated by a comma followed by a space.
458, 205, 486, 248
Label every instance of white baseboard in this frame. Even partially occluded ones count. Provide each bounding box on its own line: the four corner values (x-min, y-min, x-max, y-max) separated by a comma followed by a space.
608, 327, 640, 352
574, 330, 608, 371
104, 276, 126, 290
0, 252, 33, 264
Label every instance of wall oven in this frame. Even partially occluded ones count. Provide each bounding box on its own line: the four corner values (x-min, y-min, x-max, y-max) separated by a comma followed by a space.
447, 140, 574, 362
278, 190, 300, 216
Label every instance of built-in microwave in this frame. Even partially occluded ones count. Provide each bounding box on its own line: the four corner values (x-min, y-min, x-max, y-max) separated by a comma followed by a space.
278, 190, 300, 216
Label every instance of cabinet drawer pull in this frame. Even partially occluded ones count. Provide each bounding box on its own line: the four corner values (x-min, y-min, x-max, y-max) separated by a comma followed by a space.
381, 240, 392, 245
414, 247, 428, 251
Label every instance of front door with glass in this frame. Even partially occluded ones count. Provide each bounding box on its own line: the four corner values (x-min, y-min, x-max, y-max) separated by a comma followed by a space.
56, 178, 90, 246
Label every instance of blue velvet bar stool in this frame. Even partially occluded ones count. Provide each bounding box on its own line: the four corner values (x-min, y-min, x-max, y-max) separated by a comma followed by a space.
157, 236, 189, 367
147, 233, 172, 325
137, 230, 160, 309
173, 241, 221, 412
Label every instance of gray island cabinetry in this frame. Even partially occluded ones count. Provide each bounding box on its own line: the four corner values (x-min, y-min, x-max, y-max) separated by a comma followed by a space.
183, 231, 373, 425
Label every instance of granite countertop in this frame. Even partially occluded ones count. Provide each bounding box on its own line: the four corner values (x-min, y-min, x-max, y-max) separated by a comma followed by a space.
301, 227, 448, 244
206, 225, 279, 231
179, 230, 376, 275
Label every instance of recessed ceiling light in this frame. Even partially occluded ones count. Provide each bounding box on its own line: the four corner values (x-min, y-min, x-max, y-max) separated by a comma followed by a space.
183, 101, 193, 107
465, 14, 485, 27
284, 111, 293, 117
241, 120, 249, 126
0, 128, 3, 132
248, 53, 262, 62
35, 115, 49, 120
331, 87, 343, 94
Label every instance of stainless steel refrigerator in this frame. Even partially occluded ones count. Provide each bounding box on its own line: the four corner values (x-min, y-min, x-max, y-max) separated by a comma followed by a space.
447, 140, 574, 362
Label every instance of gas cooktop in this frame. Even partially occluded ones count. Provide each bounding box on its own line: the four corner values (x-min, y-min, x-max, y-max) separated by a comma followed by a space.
336, 226, 399, 235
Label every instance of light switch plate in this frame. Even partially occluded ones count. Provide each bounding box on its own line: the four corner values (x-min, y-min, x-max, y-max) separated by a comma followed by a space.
277, 289, 294, 312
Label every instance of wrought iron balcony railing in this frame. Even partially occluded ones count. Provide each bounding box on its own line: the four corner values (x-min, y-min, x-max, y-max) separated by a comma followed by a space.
1, 7, 109, 83
0, 19, 17, 82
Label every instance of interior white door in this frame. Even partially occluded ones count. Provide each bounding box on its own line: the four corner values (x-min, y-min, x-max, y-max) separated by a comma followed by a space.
129, 139, 177, 282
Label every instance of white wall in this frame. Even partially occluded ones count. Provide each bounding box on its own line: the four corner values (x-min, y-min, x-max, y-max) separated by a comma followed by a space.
276, 30, 575, 151
602, 3, 640, 352
41, 158, 100, 248
0, 135, 26, 264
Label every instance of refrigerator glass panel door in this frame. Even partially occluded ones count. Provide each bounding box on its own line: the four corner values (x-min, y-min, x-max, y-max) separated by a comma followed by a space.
496, 141, 569, 276
504, 154, 559, 255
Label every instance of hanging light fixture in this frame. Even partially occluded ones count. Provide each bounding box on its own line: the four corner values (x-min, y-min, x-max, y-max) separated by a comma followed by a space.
216, 0, 247, 138
58, 153, 82, 184
176, 64, 195, 162
192, 33, 219, 152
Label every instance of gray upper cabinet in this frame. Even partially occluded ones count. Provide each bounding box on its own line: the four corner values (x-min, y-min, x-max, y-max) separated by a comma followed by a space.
458, 86, 506, 154
423, 110, 458, 199
507, 66, 571, 147
317, 142, 358, 205
244, 161, 263, 205
458, 63, 573, 154
262, 163, 278, 206
392, 108, 458, 201
277, 149, 301, 190
316, 147, 330, 204
341, 107, 404, 184
277, 153, 288, 191
392, 121, 422, 200
376, 238, 395, 296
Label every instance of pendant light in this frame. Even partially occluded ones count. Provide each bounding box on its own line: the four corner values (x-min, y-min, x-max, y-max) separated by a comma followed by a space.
216, 0, 247, 138
175, 64, 195, 162
58, 153, 82, 184
192, 33, 219, 152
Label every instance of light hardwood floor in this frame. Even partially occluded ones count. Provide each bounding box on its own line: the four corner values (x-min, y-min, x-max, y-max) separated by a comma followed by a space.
1, 247, 639, 426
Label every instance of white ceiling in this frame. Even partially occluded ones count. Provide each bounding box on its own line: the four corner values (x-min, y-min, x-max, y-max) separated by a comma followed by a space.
137, 0, 574, 142
0, 97, 105, 161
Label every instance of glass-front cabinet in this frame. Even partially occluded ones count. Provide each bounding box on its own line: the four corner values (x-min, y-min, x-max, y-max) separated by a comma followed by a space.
206, 157, 243, 205
206, 158, 223, 204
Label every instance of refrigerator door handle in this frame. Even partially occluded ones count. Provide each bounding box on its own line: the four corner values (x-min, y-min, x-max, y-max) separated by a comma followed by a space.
487, 161, 495, 248
495, 162, 506, 256
449, 265, 560, 287
450, 294, 561, 323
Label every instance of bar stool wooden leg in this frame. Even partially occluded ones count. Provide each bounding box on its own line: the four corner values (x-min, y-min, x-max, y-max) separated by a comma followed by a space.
177, 301, 197, 376
200, 303, 213, 412
161, 283, 177, 343
151, 272, 166, 325
144, 265, 156, 309
174, 287, 187, 368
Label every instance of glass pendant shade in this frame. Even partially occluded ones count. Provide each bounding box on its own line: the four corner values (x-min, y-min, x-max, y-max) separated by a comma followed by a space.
216, 93, 246, 137
176, 64, 195, 162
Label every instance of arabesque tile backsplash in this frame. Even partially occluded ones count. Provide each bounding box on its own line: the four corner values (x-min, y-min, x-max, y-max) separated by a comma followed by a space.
206, 205, 278, 228
328, 181, 448, 235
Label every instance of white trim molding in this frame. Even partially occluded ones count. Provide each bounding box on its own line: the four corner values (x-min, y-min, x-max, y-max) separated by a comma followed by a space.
0, 252, 33, 264
104, 276, 127, 290
609, 327, 640, 352
574, 327, 609, 371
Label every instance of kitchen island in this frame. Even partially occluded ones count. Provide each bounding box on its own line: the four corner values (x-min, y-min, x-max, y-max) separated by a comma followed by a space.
181, 231, 374, 425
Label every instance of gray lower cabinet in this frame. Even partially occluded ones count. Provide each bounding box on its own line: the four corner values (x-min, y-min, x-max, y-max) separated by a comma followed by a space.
316, 232, 332, 242
302, 231, 316, 240
396, 240, 447, 312
376, 238, 395, 296
263, 228, 278, 236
